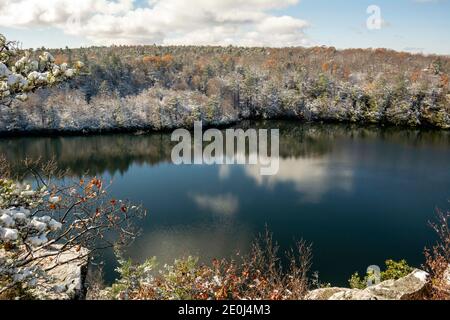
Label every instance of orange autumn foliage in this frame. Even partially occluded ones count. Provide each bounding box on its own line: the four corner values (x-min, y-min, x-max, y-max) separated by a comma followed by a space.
440, 74, 449, 88
321, 62, 330, 73
54, 54, 69, 65
263, 58, 277, 70
161, 54, 173, 64
342, 66, 351, 81
411, 70, 421, 83
142, 54, 174, 66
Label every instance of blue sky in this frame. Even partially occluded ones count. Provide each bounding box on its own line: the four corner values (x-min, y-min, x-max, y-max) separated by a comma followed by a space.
0, 0, 449, 54
283, 0, 450, 54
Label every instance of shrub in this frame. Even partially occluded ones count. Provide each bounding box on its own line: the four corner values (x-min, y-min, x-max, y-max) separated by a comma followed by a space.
102, 229, 313, 300
349, 260, 414, 289
424, 208, 450, 300
382, 259, 414, 281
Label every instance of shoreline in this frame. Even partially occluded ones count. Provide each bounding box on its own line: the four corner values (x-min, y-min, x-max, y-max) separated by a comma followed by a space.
0, 116, 448, 139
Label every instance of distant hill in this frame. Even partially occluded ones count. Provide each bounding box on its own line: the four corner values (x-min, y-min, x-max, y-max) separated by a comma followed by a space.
1, 45, 449, 134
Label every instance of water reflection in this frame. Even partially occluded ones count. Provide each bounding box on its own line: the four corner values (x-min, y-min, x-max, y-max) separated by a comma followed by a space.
1, 122, 448, 177
190, 193, 240, 216
1, 121, 449, 286
243, 156, 352, 203
126, 222, 254, 268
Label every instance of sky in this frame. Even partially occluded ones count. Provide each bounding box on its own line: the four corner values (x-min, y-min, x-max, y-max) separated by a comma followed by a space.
0, 0, 449, 54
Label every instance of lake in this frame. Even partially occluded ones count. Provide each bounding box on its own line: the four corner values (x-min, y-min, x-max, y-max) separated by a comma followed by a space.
1, 120, 449, 286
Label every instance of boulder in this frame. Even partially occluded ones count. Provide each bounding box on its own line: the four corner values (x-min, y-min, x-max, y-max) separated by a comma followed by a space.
29, 245, 89, 300
306, 269, 429, 300
364, 269, 429, 300
329, 289, 379, 300
305, 287, 348, 300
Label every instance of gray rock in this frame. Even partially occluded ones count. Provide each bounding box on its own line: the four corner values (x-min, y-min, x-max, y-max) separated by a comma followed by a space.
305, 287, 348, 300
329, 289, 379, 300
29, 245, 89, 300
364, 269, 429, 300
306, 269, 429, 301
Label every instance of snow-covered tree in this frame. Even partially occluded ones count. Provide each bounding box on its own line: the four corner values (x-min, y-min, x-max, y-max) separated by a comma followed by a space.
0, 33, 82, 103
0, 159, 145, 299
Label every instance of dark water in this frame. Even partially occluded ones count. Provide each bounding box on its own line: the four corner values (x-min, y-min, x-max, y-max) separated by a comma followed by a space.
1, 121, 450, 286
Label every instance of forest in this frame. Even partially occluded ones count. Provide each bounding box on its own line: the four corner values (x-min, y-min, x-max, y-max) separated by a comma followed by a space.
1, 42, 450, 133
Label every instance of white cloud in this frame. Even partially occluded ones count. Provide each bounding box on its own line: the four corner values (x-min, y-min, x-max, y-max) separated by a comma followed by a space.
218, 165, 231, 180
0, 0, 310, 47
244, 156, 353, 204
191, 193, 239, 216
